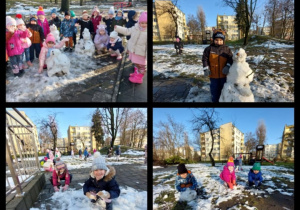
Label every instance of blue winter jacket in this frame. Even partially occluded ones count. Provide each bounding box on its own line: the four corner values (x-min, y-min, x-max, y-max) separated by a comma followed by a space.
115, 148, 121, 155
175, 170, 198, 192
107, 38, 124, 53
248, 169, 263, 183
103, 18, 113, 35
125, 10, 137, 40
60, 18, 76, 37
71, 18, 78, 34
84, 149, 88, 157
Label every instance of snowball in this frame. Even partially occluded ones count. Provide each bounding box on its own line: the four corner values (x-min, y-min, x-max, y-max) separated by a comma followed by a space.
179, 188, 197, 202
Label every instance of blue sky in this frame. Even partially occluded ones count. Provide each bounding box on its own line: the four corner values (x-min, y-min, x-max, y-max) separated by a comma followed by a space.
153, 108, 294, 147
176, 0, 268, 27
6, 108, 147, 139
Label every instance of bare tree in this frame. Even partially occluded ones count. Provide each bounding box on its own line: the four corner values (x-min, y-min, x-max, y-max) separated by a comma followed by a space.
265, 0, 280, 37
73, 132, 89, 150
197, 6, 206, 33
60, 0, 70, 12
256, 120, 267, 145
260, 9, 268, 35
278, 0, 294, 39
119, 109, 132, 146
184, 132, 193, 160
163, 24, 176, 39
191, 108, 220, 166
224, 145, 233, 159
187, 14, 201, 35
244, 132, 258, 153
252, 13, 260, 34
39, 114, 59, 151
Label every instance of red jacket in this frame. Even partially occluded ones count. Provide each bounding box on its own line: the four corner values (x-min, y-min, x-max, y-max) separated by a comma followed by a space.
91, 15, 102, 33
220, 164, 236, 183
52, 169, 71, 186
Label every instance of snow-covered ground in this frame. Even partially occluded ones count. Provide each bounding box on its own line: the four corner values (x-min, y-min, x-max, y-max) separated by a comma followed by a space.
153, 163, 294, 209
122, 149, 145, 156
153, 42, 294, 102
30, 186, 147, 210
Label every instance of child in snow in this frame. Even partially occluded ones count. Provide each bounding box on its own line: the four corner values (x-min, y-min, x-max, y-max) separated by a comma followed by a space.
107, 147, 113, 158
16, 14, 33, 69
60, 11, 76, 52
111, 9, 127, 38
75, 10, 94, 40
27, 15, 44, 63
55, 147, 62, 159
115, 145, 121, 161
107, 31, 124, 60
93, 148, 97, 154
49, 160, 73, 192
125, 10, 138, 40
114, 11, 147, 84
84, 147, 89, 161
94, 24, 109, 55
248, 162, 263, 189
202, 29, 233, 103
175, 163, 198, 192
174, 37, 183, 55
91, 6, 102, 37
236, 154, 243, 171
49, 8, 61, 30
37, 6, 50, 39
103, 7, 115, 35
70, 11, 78, 46
6, 16, 29, 77
83, 155, 120, 209
79, 148, 82, 158
38, 33, 69, 73
220, 157, 237, 190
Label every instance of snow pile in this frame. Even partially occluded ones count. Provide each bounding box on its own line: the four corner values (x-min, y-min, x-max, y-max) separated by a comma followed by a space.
75, 28, 95, 57
252, 55, 264, 65
122, 149, 145, 156
46, 49, 70, 77
253, 41, 294, 49
179, 188, 197, 202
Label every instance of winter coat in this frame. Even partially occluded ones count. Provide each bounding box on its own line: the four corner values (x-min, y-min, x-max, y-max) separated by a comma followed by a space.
52, 168, 71, 186
103, 17, 114, 34
220, 164, 236, 183
91, 14, 102, 33
111, 18, 127, 37
49, 17, 62, 30
37, 18, 50, 38
26, 24, 45, 44
175, 170, 198, 192
84, 149, 88, 157
94, 29, 109, 50
49, 151, 54, 161
248, 169, 263, 183
115, 24, 146, 57
60, 18, 76, 37
55, 151, 62, 159
76, 19, 94, 39
19, 29, 32, 49
46, 152, 50, 159
79, 149, 82, 155
202, 43, 233, 79
38, 38, 68, 68
83, 165, 120, 199
6, 30, 28, 57
115, 148, 121, 155
107, 38, 124, 53
71, 18, 78, 34
174, 41, 183, 49
125, 11, 137, 40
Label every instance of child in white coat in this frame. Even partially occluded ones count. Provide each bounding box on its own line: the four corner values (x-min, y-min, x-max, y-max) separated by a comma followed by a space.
114, 11, 147, 84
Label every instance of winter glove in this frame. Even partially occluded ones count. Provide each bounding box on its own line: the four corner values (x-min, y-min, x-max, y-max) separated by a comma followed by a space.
54, 186, 59, 192
203, 66, 211, 76
97, 190, 110, 199
62, 185, 69, 191
222, 63, 231, 75
86, 192, 97, 200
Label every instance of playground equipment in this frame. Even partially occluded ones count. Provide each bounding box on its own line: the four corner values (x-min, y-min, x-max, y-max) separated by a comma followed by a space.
202, 30, 212, 44
113, 1, 133, 9
254, 145, 274, 165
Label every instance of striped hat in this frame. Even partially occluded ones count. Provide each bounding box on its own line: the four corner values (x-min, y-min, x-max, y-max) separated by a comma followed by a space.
55, 160, 66, 170
227, 156, 234, 167
37, 6, 45, 16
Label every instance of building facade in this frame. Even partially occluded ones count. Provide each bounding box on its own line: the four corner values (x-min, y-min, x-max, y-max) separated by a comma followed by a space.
200, 122, 245, 161
67, 126, 96, 152
217, 15, 241, 40
280, 124, 294, 159
264, 144, 280, 159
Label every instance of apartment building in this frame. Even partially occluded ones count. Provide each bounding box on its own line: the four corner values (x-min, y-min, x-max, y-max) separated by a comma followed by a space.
264, 144, 280, 159
67, 126, 96, 152
217, 15, 241, 40
200, 122, 244, 161
280, 124, 294, 159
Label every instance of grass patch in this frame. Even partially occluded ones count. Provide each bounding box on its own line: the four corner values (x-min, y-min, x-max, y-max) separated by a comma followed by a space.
154, 190, 176, 204
263, 161, 294, 169
271, 177, 294, 189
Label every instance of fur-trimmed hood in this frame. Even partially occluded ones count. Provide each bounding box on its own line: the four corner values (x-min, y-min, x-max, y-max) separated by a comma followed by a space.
90, 165, 116, 182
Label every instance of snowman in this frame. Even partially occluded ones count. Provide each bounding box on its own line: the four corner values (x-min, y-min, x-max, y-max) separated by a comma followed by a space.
49, 24, 60, 43
75, 28, 95, 57
219, 48, 254, 102
46, 49, 70, 77
179, 188, 197, 202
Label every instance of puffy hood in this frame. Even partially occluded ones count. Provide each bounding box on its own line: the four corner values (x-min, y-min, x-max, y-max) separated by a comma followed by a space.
89, 165, 116, 182
127, 10, 136, 21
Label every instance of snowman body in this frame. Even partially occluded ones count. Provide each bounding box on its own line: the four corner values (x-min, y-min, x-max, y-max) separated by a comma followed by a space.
46, 49, 70, 77
75, 28, 95, 57
49, 24, 60, 44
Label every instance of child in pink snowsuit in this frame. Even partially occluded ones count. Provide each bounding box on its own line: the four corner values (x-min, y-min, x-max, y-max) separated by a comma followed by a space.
114, 11, 147, 84
37, 6, 50, 43
220, 157, 237, 189
38, 33, 69, 73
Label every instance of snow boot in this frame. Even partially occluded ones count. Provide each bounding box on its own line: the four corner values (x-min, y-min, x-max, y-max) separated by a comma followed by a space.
130, 66, 138, 77
110, 53, 117, 57
69, 48, 73, 52
64, 47, 70, 52
129, 73, 144, 84
117, 54, 122, 60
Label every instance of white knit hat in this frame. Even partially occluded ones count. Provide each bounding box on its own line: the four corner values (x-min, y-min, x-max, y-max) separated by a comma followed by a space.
108, 6, 115, 15
110, 31, 118, 39
16, 18, 25, 25
92, 155, 108, 171
6, 16, 16, 26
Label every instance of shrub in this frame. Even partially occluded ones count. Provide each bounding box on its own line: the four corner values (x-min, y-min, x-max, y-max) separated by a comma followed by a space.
164, 156, 193, 165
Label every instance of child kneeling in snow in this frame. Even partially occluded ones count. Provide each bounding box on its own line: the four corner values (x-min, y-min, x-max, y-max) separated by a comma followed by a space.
38, 33, 69, 73
107, 31, 124, 60
49, 160, 73, 192
94, 24, 109, 55
175, 163, 198, 192
248, 162, 263, 189
83, 155, 120, 209
174, 37, 183, 55
220, 157, 237, 190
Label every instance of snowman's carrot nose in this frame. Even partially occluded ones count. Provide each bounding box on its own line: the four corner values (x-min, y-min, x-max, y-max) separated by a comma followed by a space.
236, 53, 239, 56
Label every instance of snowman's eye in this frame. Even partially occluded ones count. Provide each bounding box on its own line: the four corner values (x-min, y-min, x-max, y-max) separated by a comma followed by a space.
236, 53, 239, 56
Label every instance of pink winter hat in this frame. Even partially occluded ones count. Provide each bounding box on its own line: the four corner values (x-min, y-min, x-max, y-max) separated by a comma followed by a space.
139, 11, 147, 23
97, 24, 106, 31
6, 16, 16, 26
46, 33, 55, 43
227, 156, 234, 167
37, 6, 45, 16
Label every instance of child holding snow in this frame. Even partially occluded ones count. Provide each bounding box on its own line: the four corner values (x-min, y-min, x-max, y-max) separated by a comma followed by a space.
202, 29, 233, 102
83, 155, 120, 209
49, 8, 61, 30
27, 15, 44, 63
125, 10, 138, 40
37, 6, 50, 38
6, 16, 30, 77
248, 162, 263, 189
111, 9, 127, 38
50, 160, 73, 192
91, 6, 102, 37
107, 31, 124, 60
114, 11, 147, 84
94, 24, 109, 55
75, 10, 94, 40
220, 157, 237, 190
38, 34, 69, 73
175, 163, 198, 192
60, 11, 76, 52
16, 14, 33, 69
103, 7, 115, 35
174, 37, 183, 55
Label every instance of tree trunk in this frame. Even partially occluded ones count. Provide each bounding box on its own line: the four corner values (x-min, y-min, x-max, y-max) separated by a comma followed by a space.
243, 26, 250, 45
55, 0, 58, 4
209, 129, 215, 166
61, 0, 70, 12
80, 0, 84, 6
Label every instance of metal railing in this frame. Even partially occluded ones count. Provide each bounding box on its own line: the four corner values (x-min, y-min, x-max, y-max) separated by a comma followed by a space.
6, 108, 40, 198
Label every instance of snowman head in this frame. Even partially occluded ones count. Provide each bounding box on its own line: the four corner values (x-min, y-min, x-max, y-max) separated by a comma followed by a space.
50, 24, 57, 32
83, 28, 91, 40
50, 48, 61, 57
233, 48, 247, 63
